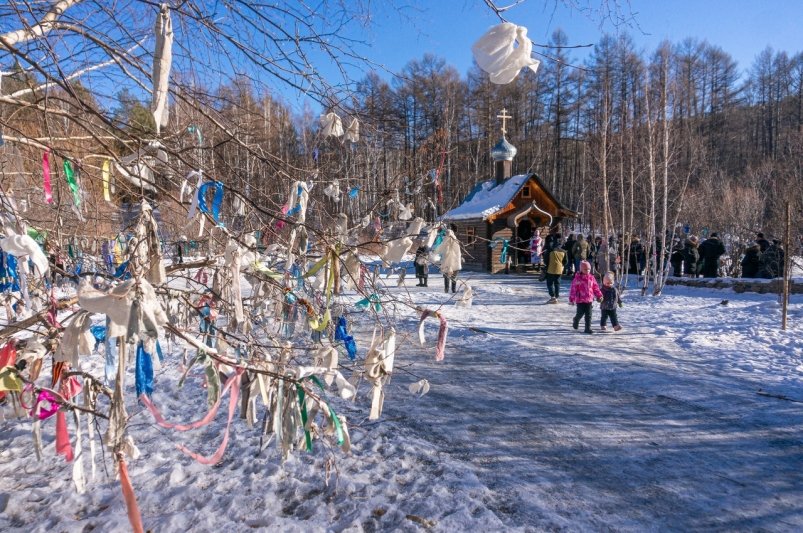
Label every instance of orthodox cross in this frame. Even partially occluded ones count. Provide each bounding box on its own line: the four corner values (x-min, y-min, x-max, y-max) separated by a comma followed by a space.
497, 108, 512, 136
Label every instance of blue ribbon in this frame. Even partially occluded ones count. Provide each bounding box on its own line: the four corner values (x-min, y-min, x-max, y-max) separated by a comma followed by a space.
135, 341, 154, 397
348, 186, 359, 199
287, 184, 304, 216
198, 180, 224, 223
334, 316, 357, 360
0, 252, 20, 292
113, 260, 131, 280
90, 324, 106, 351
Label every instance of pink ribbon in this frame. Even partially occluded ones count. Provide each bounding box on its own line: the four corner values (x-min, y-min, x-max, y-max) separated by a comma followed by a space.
55, 410, 74, 461
418, 310, 448, 361
61, 375, 83, 400
33, 390, 60, 420
176, 371, 242, 464
139, 369, 242, 431
119, 457, 145, 533
275, 204, 290, 230
42, 151, 53, 204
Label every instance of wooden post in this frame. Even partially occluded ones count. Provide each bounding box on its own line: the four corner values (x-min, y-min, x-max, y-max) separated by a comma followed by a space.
782, 201, 791, 330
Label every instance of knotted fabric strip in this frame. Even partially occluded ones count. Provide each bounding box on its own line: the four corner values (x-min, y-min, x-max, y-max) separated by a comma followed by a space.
417, 309, 448, 361
176, 369, 243, 464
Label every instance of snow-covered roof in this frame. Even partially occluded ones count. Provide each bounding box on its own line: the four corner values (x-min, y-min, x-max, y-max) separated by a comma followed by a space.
442, 174, 530, 221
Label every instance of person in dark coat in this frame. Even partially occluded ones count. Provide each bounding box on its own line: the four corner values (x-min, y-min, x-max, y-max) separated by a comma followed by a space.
542, 226, 563, 264
740, 243, 761, 278
669, 240, 684, 277
759, 239, 785, 278
414, 245, 429, 286
683, 236, 700, 277
628, 237, 646, 276
755, 232, 770, 253
564, 233, 577, 274
698, 232, 726, 278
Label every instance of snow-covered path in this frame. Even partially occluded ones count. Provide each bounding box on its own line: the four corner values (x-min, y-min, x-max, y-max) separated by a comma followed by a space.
380, 274, 803, 531
2, 274, 802, 532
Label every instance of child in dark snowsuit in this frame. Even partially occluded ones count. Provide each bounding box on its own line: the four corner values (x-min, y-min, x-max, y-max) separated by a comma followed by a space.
599, 272, 623, 331
569, 260, 603, 334
414, 245, 429, 287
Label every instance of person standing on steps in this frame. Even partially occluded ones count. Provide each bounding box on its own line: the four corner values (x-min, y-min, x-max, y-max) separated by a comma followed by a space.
439, 224, 462, 293
545, 242, 567, 303
569, 260, 603, 334
414, 244, 429, 287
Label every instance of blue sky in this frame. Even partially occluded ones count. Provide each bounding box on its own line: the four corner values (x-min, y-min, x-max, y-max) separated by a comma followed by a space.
316, 0, 803, 102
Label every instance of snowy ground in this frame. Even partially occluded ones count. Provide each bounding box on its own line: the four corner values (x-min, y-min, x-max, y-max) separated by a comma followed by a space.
1, 272, 803, 531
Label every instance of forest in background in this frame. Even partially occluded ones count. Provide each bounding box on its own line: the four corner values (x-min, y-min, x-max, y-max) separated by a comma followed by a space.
2, 16, 802, 254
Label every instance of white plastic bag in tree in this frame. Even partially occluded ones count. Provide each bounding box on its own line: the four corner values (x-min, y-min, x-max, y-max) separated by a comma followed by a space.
398, 203, 413, 221
439, 229, 463, 275
382, 237, 412, 265
345, 118, 359, 142
0, 233, 48, 276
323, 180, 341, 201
472, 22, 540, 84
320, 112, 344, 137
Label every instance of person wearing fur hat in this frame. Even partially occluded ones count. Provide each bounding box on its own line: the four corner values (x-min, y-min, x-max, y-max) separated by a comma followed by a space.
699, 232, 726, 278
683, 236, 700, 277
569, 260, 603, 334
740, 243, 761, 278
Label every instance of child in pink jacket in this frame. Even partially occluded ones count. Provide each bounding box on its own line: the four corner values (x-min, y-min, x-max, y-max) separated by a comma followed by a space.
569, 260, 603, 333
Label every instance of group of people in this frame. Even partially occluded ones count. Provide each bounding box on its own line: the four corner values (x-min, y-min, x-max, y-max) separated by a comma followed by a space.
670, 231, 786, 279
739, 233, 786, 278
669, 232, 727, 278
537, 229, 624, 334
530, 231, 613, 276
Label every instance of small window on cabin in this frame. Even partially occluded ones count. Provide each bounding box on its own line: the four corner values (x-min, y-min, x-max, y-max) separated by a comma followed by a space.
522, 186, 531, 198
465, 227, 476, 239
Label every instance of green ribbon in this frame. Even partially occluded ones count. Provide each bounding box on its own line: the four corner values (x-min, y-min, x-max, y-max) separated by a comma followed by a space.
305, 376, 344, 446
26, 227, 46, 243
295, 385, 313, 452
355, 293, 382, 312
63, 159, 81, 207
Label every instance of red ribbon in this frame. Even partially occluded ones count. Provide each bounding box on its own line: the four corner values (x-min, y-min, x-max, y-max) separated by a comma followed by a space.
119, 457, 145, 533
55, 410, 74, 461
0, 341, 16, 402
42, 151, 53, 204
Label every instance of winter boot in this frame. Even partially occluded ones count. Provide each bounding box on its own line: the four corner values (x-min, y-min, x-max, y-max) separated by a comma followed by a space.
572, 317, 579, 330
423, 277, 428, 287
599, 325, 607, 331
584, 328, 594, 334
613, 325, 622, 332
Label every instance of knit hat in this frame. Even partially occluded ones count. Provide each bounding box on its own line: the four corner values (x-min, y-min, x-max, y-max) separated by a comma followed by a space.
579, 260, 591, 272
